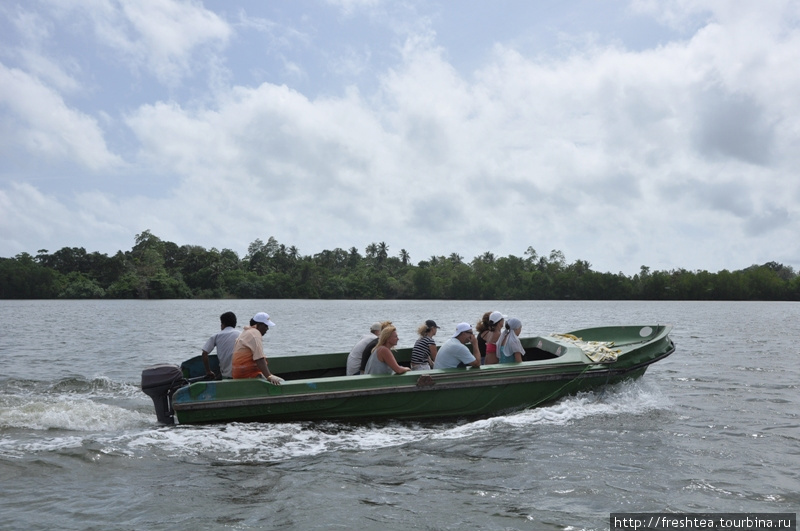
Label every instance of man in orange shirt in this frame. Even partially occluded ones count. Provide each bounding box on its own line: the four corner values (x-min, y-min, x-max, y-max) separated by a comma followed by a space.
231, 312, 283, 384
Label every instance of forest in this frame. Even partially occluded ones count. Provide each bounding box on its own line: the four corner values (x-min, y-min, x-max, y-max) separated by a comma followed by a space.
1, 230, 799, 300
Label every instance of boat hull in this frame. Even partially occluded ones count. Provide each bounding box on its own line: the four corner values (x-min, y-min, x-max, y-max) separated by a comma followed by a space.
167, 324, 675, 425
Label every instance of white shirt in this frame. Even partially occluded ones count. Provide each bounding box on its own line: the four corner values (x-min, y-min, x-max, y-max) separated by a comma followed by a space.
202, 326, 240, 378
346, 333, 376, 375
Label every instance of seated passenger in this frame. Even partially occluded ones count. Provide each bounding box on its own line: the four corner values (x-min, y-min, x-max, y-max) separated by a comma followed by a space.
410, 320, 438, 370
200, 311, 240, 379
359, 321, 393, 374
497, 318, 524, 363
476, 311, 505, 365
364, 325, 410, 375
231, 312, 283, 385
346, 322, 382, 375
433, 323, 481, 369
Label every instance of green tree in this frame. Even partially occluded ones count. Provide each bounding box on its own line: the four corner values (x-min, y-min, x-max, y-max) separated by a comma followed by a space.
0, 254, 62, 298
58, 272, 106, 299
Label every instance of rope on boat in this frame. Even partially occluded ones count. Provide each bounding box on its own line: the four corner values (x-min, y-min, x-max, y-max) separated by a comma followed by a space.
550, 333, 621, 363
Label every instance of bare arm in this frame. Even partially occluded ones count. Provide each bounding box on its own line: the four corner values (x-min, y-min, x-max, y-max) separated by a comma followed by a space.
378, 347, 410, 374
466, 334, 481, 367
201, 350, 215, 377
428, 343, 438, 362
255, 358, 282, 385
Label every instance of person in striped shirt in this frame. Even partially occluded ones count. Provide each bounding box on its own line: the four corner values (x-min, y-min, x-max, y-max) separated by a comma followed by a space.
410, 320, 439, 370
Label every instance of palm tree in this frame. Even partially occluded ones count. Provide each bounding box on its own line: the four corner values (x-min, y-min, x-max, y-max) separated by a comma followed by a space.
347, 247, 361, 268
399, 249, 410, 266
377, 242, 389, 263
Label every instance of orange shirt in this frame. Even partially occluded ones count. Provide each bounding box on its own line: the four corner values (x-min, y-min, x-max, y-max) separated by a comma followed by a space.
231, 326, 267, 379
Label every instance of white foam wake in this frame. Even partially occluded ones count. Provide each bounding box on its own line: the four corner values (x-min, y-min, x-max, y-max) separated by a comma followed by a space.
1, 378, 669, 462
120, 378, 670, 462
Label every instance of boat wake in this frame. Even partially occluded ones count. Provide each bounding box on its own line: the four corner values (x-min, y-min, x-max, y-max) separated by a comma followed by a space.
440, 377, 670, 438
0, 394, 151, 432
0, 378, 669, 463
0, 376, 158, 459
125, 378, 670, 462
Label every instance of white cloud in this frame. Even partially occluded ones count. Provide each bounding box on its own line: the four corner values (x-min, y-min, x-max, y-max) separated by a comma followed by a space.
0, 183, 128, 254
325, 0, 382, 17
120, 0, 231, 84
41, 0, 232, 86
1, 1, 799, 274
0, 63, 122, 170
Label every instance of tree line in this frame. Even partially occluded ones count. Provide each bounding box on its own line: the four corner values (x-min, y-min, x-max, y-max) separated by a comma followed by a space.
1, 230, 799, 300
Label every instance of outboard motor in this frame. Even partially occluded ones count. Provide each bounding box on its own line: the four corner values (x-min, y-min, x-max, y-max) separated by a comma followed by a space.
141, 364, 186, 425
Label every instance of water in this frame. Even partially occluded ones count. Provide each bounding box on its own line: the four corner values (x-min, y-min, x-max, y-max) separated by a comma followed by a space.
1, 300, 798, 530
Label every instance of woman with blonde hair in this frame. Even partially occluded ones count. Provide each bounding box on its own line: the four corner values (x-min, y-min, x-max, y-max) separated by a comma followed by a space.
410, 320, 438, 370
364, 325, 410, 375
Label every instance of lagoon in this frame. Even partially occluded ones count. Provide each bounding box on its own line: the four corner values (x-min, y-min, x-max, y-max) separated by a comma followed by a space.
1, 299, 798, 530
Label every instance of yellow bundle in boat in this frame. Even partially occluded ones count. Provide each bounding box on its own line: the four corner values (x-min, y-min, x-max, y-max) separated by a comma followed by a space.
551, 334, 620, 363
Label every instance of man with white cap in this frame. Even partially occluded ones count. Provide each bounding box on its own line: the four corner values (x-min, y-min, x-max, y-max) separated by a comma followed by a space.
433, 322, 482, 369
231, 312, 283, 384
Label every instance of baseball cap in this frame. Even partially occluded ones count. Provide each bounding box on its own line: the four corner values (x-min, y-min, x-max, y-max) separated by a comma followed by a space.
452, 322, 473, 338
489, 311, 506, 324
253, 312, 276, 327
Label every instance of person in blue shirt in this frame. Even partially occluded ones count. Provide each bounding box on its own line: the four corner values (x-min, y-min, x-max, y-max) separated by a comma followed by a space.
433, 323, 481, 369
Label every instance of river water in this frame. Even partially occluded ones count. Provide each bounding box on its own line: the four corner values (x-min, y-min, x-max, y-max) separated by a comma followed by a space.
0, 299, 797, 530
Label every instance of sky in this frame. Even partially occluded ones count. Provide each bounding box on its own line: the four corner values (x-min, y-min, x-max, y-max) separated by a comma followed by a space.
1, 0, 799, 275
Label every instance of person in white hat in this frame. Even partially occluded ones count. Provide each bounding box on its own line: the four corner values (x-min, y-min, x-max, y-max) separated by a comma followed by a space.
433, 322, 481, 369
231, 312, 282, 384
475, 311, 506, 365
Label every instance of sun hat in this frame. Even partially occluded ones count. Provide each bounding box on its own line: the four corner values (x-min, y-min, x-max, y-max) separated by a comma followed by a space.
452, 322, 473, 338
489, 311, 506, 324
253, 312, 276, 327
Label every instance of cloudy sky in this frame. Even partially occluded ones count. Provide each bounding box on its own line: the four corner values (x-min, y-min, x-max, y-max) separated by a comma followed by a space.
1, 0, 798, 275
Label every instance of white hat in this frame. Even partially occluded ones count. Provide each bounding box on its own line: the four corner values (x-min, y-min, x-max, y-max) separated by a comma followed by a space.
452, 322, 473, 338
370, 322, 382, 332
253, 312, 276, 327
489, 311, 506, 324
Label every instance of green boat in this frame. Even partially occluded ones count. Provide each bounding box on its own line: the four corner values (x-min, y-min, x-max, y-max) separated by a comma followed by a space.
141, 324, 675, 425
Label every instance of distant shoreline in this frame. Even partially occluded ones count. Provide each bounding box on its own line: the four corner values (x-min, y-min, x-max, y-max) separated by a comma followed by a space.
2, 231, 798, 301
